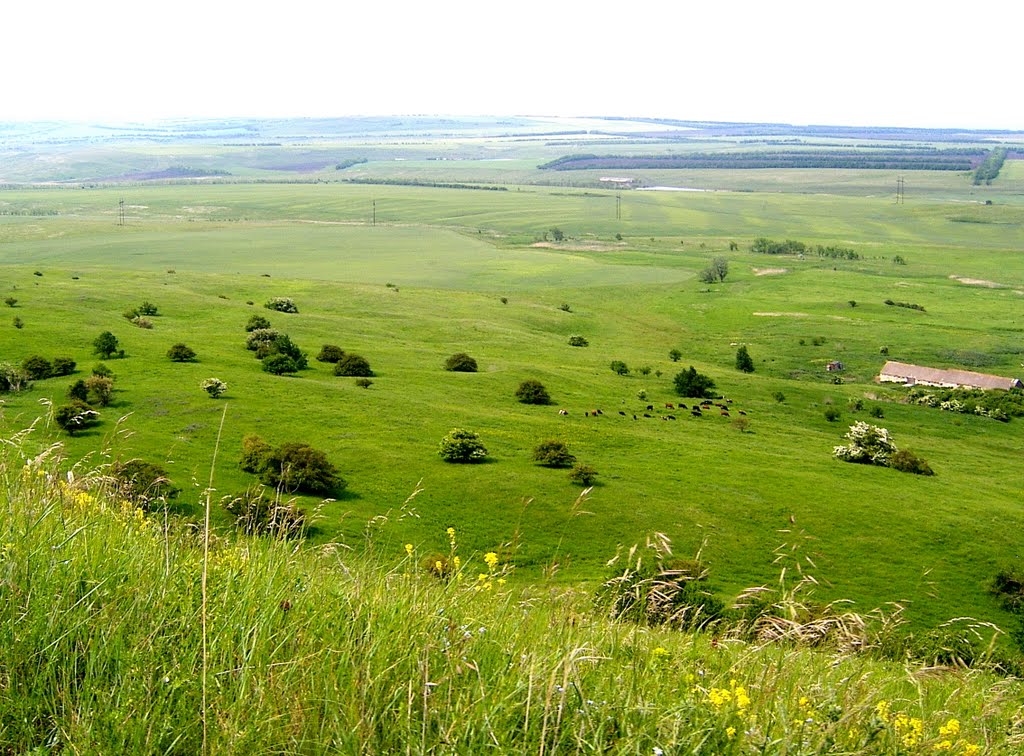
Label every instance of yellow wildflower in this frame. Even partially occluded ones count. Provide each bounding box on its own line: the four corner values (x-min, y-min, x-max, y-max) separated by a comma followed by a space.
799, 696, 811, 710
496, 578, 507, 586
875, 700, 891, 723
434, 560, 443, 573
484, 551, 499, 569
453, 555, 461, 570
733, 685, 751, 711
707, 688, 732, 708
446, 527, 456, 546
726, 727, 736, 739
961, 746, 980, 756
934, 741, 953, 752
892, 714, 923, 748
404, 543, 414, 557
938, 719, 960, 738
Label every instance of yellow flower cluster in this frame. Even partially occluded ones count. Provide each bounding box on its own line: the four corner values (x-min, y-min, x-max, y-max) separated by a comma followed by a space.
705, 680, 750, 713
484, 551, 499, 569
892, 713, 923, 748
446, 527, 456, 548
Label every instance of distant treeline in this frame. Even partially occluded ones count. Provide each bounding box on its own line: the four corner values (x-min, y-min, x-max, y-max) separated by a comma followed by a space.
340, 178, 507, 191
539, 149, 985, 171
973, 148, 1008, 185
335, 158, 368, 171
751, 238, 859, 259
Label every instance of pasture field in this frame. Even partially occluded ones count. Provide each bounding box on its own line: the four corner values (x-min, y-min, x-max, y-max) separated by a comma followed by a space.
1, 177, 1023, 634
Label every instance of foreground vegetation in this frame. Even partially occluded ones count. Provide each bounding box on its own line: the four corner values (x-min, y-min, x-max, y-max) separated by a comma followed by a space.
3, 443, 1023, 754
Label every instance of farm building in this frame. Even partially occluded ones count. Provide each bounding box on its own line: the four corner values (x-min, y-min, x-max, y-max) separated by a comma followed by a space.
878, 360, 1022, 390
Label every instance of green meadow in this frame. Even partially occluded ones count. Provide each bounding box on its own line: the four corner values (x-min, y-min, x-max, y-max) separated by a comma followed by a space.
1, 172, 1023, 634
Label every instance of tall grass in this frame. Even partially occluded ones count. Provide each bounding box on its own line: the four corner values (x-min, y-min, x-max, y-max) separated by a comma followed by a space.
1, 434, 1022, 754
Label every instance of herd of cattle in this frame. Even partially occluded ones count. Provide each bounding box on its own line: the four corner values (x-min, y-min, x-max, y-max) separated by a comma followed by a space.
557, 400, 747, 421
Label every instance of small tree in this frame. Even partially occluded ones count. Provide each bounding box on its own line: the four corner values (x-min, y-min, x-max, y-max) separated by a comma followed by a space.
438, 428, 488, 463
735, 345, 755, 373
85, 375, 114, 407
673, 366, 716, 398
567, 335, 589, 347
515, 379, 551, 405
4, 297, 16, 307
54, 400, 99, 436
263, 442, 345, 495
316, 344, 346, 363
568, 463, 598, 486
669, 348, 682, 362
167, 343, 197, 362
334, 354, 373, 377
549, 227, 565, 242
444, 353, 478, 372
699, 257, 729, 284
610, 360, 629, 376
0, 363, 30, 393
93, 331, 120, 359
200, 378, 228, 398
136, 301, 159, 316
22, 355, 53, 380
532, 439, 576, 468
92, 363, 113, 378
110, 459, 178, 508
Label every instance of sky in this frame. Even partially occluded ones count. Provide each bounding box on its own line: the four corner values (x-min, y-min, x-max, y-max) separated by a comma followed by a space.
5, 0, 1021, 130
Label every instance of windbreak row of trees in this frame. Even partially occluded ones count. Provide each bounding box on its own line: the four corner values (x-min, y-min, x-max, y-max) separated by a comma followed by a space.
751, 238, 859, 259
539, 149, 984, 171
973, 147, 1008, 185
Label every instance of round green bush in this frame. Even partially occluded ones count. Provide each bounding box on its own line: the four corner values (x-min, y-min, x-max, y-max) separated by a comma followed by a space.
167, 343, 197, 362
262, 354, 299, 375
515, 379, 551, 405
444, 353, 478, 372
532, 439, 576, 468
334, 354, 373, 377
438, 428, 488, 463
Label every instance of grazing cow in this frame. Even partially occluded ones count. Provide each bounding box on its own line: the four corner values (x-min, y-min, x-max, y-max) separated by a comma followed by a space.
596, 409, 603, 415
665, 403, 674, 409
678, 404, 687, 410
666, 415, 676, 420
738, 410, 747, 416
632, 414, 637, 420
691, 409, 702, 417
643, 413, 652, 418
726, 399, 733, 404
646, 405, 654, 411
558, 409, 569, 416
721, 411, 730, 417
618, 410, 626, 416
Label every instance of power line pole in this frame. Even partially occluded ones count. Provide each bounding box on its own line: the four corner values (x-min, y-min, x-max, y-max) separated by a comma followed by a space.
372, 199, 376, 226
616, 194, 621, 220
118, 198, 125, 226
895, 177, 904, 205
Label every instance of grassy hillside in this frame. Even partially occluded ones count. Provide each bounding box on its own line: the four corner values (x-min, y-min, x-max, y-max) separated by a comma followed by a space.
1, 183, 1022, 635
2, 448, 1021, 754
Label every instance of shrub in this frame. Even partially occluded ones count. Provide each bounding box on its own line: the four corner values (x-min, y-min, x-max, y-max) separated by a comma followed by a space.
200, 378, 227, 398
869, 405, 885, 419
610, 360, 629, 376
0, 363, 30, 393
438, 428, 488, 463
890, 449, 934, 476
773, 391, 786, 403
167, 343, 197, 362
67, 379, 89, 402
51, 357, 75, 377
515, 379, 551, 405
549, 227, 565, 242
245, 314, 272, 332
735, 345, 755, 373
823, 407, 841, 422
54, 400, 99, 435
444, 353, 478, 372
558, 303, 572, 312
532, 439, 576, 468
669, 348, 682, 362
568, 463, 598, 486
136, 301, 159, 316
500, 296, 508, 304
638, 366, 652, 376
131, 316, 153, 329
110, 459, 179, 508
269, 334, 308, 369
91, 363, 113, 378
93, 331, 120, 359
833, 421, 896, 466
222, 485, 308, 538
22, 355, 53, 380
316, 344, 346, 363
239, 435, 344, 495
673, 366, 716, 398
85, 375, 114, 407
354, 378, 373, 389
263, 354, 299, 375
567, 335, 589, 347
334, 354, 373, 377
12, 317, 23, 329
246, 328, 279, 351
264, 297, 298, 313
4, 297, 16, 307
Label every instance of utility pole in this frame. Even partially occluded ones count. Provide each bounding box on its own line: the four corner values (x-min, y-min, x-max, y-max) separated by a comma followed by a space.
118, 198, 125, 226
616, 194, 621, 221
372, 199, 376, 226
895, 177, 904, 205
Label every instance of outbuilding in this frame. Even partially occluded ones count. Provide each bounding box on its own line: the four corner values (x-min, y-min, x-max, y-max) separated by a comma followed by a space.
878, 360, 1022, 390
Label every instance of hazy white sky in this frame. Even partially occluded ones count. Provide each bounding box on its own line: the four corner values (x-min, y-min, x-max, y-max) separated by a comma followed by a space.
5, 0, 1021, 129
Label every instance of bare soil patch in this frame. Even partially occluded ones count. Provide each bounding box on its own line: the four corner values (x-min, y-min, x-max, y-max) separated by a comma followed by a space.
752, 267, 788, 276
531, 241, 619, 252
753, 311, 808, 318
949, 275, 1006, 288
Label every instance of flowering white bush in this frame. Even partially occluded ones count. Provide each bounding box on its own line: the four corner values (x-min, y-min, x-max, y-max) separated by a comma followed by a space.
200, 378, 227, 399
264, 297, 298, 314
832, 421, 897, 466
